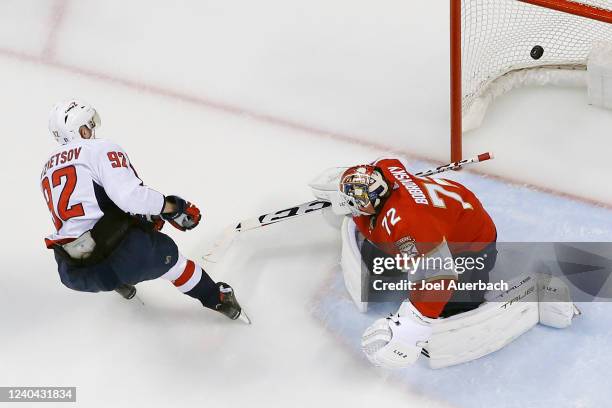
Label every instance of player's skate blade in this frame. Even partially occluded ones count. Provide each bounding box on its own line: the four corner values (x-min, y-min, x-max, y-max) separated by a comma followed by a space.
236, 310, 252, 325
215, 282, 251, 324
115, 283, 137, 300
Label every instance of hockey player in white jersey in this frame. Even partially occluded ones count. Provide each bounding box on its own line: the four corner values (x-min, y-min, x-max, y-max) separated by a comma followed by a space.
41, 99, 249, 323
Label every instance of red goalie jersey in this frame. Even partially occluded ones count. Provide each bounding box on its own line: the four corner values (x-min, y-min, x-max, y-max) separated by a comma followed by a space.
353, 157, 496, 254
350, 157, 497, 317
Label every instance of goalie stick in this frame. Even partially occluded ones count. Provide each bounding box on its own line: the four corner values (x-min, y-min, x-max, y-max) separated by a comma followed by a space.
415, 152, 493, 178
203, 152, 493, 263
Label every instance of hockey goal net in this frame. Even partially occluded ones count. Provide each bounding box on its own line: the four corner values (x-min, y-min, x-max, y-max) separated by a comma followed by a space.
451, 0, 612, 161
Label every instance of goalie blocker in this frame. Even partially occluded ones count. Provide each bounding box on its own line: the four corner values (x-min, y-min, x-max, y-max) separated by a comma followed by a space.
342, 217, 581, 369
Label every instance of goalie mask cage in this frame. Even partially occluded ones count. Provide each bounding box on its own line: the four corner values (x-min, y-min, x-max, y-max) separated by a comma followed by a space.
450, 0, 612, 162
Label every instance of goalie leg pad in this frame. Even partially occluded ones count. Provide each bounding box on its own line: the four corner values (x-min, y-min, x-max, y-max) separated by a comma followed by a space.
425, 273, 540, 369
341, 217, 369, 313
537, 273, 581, 329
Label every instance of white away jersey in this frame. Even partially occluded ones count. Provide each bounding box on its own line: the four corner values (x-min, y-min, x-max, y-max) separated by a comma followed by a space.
40, 138, 165, 244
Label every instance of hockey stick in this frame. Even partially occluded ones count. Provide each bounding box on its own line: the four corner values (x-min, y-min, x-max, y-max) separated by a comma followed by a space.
414, 152, 493, 177
202, 152, 493, 263
233, 200, 332, 232
202, 200, 332, 263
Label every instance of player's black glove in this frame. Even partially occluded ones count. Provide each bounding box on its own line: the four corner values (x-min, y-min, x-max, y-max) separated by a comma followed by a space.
162, 195, 202, 231
134, 214, 166, 231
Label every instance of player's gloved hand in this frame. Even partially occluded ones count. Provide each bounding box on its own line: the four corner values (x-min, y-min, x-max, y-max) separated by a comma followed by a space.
135, 214, 166, 231
162, 195, 202, 231
361, 301, 434, 369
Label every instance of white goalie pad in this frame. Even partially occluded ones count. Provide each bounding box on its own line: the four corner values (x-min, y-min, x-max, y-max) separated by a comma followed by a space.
425, 273, 580, 369
537, 274, 581, 329
425, 274, 540, 369
341, 217, 368, 313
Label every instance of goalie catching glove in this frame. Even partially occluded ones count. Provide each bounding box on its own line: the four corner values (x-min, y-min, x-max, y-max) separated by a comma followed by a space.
162, 195, 202, 231
361, 301, 434, 369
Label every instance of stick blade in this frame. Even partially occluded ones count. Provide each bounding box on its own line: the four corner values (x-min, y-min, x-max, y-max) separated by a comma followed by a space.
202, 227, 239, 264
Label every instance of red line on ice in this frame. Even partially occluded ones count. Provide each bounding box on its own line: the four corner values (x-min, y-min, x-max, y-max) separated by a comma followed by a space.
41, 0, 69, 61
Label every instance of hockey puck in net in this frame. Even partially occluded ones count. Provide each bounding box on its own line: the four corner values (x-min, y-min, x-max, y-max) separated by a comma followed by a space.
530, 45, 544, 60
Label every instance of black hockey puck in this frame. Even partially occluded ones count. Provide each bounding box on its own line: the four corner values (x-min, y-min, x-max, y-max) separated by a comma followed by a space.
531, 45, 544, 60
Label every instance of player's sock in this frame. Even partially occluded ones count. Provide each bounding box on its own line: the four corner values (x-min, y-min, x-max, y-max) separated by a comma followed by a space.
162, 257, 219, 309
161, 255, 249, 322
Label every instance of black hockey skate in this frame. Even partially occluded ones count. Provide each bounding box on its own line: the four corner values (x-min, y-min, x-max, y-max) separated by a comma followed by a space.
215, 282, 251, 324
115, 283, 137, 300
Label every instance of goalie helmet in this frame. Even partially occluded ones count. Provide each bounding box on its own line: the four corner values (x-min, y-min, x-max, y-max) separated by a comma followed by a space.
339, 165, 389, 216
48, 100, 101, 145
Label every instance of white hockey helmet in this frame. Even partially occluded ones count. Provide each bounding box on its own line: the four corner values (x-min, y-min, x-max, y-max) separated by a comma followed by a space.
48, 100, 101, 145
339, 165, 390, 216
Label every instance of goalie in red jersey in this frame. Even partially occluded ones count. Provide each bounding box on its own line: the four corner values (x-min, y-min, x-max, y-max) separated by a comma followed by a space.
338, 157, 498, 368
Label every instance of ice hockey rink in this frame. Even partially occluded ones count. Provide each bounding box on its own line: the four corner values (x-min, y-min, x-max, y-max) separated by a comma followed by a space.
1, 0, 612, 407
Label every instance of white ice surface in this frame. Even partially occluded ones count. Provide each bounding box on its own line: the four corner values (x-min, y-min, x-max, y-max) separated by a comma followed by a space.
0, 1, 611, 407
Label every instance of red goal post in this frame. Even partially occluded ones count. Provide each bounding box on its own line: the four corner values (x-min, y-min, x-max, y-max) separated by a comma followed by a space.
450, 0, 612, 162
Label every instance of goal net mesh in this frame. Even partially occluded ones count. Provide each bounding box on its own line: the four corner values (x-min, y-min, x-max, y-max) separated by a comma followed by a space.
462, 0, 612, 115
